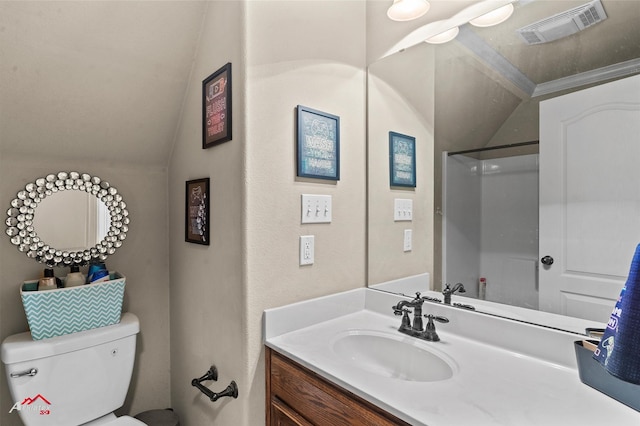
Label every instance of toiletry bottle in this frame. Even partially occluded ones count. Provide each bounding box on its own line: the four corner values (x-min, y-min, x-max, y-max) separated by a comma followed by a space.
479, 277, 487, 300
54, 271, 63, 288
86, 262, 107, 284
65, 265, 86, 288
89, 268, 110, 284
38, 269, 57, 291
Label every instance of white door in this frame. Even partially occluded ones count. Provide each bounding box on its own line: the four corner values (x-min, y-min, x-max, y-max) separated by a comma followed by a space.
539, 74, 640, 322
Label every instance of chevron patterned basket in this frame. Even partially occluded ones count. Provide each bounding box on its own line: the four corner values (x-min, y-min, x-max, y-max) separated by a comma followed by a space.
20, 272, 125, 340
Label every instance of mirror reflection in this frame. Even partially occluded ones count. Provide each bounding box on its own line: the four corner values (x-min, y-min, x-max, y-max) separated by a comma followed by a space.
367, 0, 640, 333
32, 191, 110, 252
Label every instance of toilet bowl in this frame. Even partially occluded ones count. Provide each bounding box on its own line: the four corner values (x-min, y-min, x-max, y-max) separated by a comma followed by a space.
1, 313, 145, 426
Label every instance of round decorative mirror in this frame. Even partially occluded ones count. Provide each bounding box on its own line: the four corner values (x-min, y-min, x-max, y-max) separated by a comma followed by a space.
5, 171, 129, 267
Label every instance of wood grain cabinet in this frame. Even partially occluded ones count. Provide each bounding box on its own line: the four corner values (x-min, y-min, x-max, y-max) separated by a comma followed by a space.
266, 347, 410, 426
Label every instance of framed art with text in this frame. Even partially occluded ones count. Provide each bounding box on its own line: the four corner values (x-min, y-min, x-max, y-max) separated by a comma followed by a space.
389, 131, 416, 187
203, 63, 232, 148
185, 178, 210, 245
296, 105, 340, 180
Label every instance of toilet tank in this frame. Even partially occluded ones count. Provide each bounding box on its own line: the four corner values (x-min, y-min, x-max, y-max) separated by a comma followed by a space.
1, 313, 139, 426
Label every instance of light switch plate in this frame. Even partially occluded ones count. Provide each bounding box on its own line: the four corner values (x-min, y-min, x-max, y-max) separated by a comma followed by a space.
301, 194, 332, 224
394, 198, 413, 221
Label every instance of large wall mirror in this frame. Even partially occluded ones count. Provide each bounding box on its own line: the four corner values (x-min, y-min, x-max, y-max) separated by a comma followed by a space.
367, 0, 640, 333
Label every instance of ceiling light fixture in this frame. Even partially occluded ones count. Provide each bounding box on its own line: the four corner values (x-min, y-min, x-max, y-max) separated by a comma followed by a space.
387, 0, 430, 22
425, 26, 460, 44
469, 3, 515, 27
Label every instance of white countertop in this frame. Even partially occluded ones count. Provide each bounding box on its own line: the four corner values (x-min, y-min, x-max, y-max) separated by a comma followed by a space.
264, 288, 640, 426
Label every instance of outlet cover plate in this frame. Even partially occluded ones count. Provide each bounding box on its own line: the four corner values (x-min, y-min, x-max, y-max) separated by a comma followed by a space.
300, 235, 314, 265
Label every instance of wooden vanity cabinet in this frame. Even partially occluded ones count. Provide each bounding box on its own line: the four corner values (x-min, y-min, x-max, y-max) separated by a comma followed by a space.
266, 347, 410, 426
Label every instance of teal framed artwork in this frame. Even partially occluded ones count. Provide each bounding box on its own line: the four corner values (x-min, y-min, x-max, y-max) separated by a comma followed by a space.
296, 105, 340, 181
389, 131, 416, 187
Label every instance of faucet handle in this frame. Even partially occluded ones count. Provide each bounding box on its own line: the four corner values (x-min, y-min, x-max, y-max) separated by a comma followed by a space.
421, 314, 448, 342
425, 314, 449, 324
393, 306, 411, 316
453, 302, 475, 311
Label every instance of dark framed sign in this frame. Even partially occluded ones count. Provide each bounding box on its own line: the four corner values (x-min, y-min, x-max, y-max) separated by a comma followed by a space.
389, 131, 416, 187
203, 63, 232, 148
296, 105, 340, 180
185, 178, 210, 245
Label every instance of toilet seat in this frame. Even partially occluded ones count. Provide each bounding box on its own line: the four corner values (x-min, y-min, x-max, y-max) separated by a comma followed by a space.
82, 414, 146, 426
106, 416, 146, 425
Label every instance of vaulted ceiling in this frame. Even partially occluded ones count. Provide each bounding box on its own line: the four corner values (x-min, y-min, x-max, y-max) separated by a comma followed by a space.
0, 1, 206, 165
1, 1, 638, 166
434, 0, 640, 154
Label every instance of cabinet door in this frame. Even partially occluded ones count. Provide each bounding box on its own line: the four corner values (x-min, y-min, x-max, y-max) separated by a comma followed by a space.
266, 347, 410, 426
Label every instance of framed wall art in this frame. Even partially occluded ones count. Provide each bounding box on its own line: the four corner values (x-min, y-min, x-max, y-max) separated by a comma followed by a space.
389, 131, 416, 187
203, 63, 232, 148
185, 178, 210, 245
296, 105, 340, 181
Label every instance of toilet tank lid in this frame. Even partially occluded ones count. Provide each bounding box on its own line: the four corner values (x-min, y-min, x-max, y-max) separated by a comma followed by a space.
1, 312, 139, 364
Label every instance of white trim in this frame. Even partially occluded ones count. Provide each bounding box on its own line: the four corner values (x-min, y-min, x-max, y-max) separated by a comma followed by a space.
532, 58, 640, 97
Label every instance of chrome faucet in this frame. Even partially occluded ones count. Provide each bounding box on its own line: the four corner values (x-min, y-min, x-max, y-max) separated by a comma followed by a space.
392, 292, 425, 333
392, 293, 449, 342
442, 283, 466, 305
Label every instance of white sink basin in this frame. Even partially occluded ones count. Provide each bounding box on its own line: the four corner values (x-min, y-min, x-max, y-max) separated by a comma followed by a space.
331, 330, 457, 382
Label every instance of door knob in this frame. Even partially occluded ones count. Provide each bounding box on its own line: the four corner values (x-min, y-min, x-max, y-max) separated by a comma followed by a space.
541, 255, 554, 266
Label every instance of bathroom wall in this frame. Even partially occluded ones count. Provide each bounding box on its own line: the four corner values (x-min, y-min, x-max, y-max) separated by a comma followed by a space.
167, 1, 367, 424
367, 45, 435, 286
167, 1, 246, 425
1, 2, 384, 425
0, 156, 171, 426
243, 1, 366, 424
0, 2, 202, 423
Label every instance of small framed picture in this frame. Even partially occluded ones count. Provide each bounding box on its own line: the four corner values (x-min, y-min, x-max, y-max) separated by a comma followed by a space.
296, 105, 340, 181
185, 178, 210, 245
203, 63, 232, 148
389, 131, 416, 187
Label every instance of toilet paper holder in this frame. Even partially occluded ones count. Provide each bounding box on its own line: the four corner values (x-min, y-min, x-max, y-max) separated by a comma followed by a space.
191, 366, 238, 402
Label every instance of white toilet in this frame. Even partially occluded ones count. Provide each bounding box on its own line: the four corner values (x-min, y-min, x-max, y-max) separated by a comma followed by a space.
1, 312, 145, 426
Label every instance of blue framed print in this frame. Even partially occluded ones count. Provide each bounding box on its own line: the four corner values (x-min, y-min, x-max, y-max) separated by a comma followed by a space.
296, 105, 340, 181
389, 131, 416, 187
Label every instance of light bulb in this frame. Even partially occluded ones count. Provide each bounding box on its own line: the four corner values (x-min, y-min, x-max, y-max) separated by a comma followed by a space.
387, 0, 430, 22
425, 26, 460, 44
469, 3, 514, 28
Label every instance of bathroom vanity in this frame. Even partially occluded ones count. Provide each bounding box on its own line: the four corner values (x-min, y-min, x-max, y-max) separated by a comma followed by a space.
266, 348, 408, 425
264, 288, 640, 425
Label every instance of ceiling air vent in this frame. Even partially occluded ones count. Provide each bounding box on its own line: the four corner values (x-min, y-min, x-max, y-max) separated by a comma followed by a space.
517, 0, 607, 45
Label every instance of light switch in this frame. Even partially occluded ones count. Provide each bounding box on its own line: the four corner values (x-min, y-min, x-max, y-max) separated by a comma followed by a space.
394, 198, 413, 221
301, 194, 332, 224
